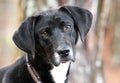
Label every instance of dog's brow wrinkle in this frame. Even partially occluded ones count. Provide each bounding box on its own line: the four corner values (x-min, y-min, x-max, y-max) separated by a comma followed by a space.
54, 16, 61, 22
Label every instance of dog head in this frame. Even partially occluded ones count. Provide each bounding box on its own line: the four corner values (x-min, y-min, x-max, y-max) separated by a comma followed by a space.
13, 6, 92, 66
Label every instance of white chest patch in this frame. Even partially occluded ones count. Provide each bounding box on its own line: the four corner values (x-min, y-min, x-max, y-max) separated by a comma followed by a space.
50, 62, 70, 83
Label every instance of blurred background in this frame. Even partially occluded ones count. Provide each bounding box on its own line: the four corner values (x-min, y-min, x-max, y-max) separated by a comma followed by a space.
0, 0, 120, 83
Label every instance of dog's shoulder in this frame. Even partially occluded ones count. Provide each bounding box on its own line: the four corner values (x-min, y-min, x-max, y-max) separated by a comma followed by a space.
0, 56, 27, 83
0, 66, 10, 81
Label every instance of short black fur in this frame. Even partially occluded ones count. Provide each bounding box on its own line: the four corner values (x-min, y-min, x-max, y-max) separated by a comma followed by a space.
0, 6, 92, 83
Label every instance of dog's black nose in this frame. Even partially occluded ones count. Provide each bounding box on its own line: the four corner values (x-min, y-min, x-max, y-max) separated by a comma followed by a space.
58, 49, 70, 57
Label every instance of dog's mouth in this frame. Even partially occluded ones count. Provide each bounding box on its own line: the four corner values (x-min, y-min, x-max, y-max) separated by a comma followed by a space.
50, 48, 75, 66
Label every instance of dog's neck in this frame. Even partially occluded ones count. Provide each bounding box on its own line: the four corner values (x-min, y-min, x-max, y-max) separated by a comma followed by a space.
27, 52, 70, 83
28, 53, 54, 83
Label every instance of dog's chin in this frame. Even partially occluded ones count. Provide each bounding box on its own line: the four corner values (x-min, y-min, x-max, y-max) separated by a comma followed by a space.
51, 52, 75, 67
50, 52, 60, 66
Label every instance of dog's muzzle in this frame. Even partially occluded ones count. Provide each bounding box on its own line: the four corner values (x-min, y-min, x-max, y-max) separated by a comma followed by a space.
52, 47, 75, 66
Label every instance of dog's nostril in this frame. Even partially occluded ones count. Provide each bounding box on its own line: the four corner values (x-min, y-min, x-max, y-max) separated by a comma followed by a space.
58, 50, 70, 57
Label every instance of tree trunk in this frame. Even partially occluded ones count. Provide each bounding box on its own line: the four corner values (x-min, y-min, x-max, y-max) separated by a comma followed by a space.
94, 0, 112, 83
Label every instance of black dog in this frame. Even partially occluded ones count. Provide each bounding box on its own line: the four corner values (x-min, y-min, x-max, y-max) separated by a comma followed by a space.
0, 6, 92, 83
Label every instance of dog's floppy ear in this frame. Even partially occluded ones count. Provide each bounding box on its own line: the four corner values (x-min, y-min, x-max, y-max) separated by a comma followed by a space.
13, 16, 37, 60
60, 6, 93, 42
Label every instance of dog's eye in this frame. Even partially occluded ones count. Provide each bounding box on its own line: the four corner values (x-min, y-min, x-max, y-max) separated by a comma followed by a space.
42, 31, 48, 37
64, 25, 71, 31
